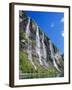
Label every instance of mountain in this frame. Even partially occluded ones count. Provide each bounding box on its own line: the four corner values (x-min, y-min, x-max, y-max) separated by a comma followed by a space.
19, 11, 64, 79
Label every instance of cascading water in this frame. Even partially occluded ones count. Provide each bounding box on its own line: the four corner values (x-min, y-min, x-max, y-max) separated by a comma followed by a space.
25, 17, 30, 39
41, 32, 48, 67
36, 26, 43, 65
49, 40, 60, 72
42, 32, 47, 59
25, 17, 32, 60
26, 17, 36, 69
27, 40, 32, 61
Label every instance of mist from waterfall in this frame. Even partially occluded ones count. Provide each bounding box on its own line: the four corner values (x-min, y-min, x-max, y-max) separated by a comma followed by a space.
36, 25, 43, 65
49, 40, 60, 72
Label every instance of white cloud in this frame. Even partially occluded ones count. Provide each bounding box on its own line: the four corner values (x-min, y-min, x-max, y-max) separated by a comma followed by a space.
60, 17, 64, 23
62, 31, 64, 37
50, 23, 54, 28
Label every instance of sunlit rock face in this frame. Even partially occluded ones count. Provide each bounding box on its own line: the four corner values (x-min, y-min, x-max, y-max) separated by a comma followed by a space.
19, 11, 64, 74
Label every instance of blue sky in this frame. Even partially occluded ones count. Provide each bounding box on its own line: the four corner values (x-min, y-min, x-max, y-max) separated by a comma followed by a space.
25, 11, 64, 54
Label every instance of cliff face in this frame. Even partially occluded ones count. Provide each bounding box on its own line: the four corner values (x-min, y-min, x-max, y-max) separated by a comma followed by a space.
19, 11, 64, 79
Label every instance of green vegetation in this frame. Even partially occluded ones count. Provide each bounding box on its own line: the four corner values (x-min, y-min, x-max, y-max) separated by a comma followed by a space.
19, 29, 28, 44
32, 39, 36, 46
19, 29, 25, 40
19, 51, 59, 79
20, 51, 36, 73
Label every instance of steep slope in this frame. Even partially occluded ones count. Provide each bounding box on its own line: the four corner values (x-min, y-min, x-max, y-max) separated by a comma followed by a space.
19, 11, 64, 79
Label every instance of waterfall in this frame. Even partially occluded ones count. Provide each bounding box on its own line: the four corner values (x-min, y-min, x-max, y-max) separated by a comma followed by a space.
42, 32, 47, 59
26, 17, 30, 39
49, 40, 60, 72
25, 17, 32, 60
26, 17, 37, 69
27, 40, 32, 61
41, 32, 48, 67
36, 26, 43, 65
